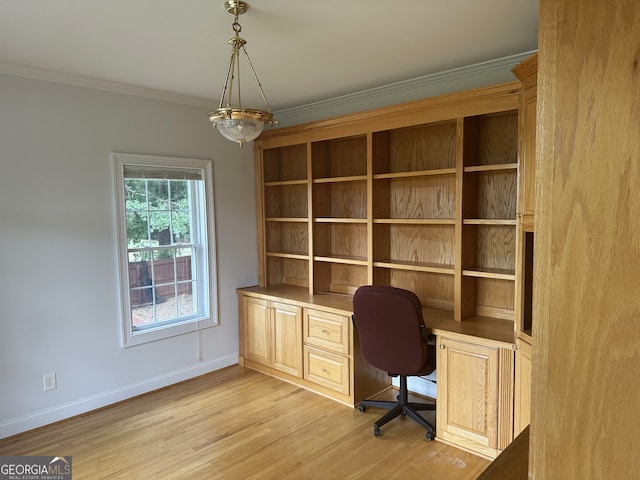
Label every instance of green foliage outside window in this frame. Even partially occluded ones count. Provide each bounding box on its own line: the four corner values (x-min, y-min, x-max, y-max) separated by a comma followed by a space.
125, 178, 192, 260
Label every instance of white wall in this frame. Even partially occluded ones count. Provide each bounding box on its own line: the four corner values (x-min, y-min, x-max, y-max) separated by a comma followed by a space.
0, 73, 258, 438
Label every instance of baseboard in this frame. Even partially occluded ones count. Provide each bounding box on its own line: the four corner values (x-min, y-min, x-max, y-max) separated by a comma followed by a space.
393, 372, 437, 399
0, 354, 238, 439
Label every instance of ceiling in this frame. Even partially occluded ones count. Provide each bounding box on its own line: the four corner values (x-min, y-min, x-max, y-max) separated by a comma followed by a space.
0, 0, 538, 111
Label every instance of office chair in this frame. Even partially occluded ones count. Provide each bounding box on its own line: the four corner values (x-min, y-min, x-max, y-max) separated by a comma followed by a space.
352, 285, 436, 440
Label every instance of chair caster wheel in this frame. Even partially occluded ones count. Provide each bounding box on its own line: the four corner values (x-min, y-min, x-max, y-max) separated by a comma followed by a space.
425, 430, 435, 441
358, 404, 366, 413
373, 426, 381, 437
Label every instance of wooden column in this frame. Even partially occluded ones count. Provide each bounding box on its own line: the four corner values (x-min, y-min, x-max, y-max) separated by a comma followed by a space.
532, 0, 640, 477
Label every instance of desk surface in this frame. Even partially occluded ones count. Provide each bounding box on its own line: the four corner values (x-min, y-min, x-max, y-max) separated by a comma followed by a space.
238, 285, 515, 346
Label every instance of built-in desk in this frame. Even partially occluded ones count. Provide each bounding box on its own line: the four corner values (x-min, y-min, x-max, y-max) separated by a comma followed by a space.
240, 285, 515, 345
238, 285, 516, 459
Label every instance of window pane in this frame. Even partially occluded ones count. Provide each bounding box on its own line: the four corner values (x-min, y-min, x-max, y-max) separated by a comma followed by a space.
172, 180, 191, 243
172, 211, 191, 243
177, 283, 196, 317
175, 248, 193, 281
153, 250, 176, 298
131, 286, 154, 326
126, 211, 150, 248
124, 179, 147, 205
170, 180, 188, 209
128, 257, 152, 291
147, 180, 169, 210
156, 288, 178, 323
149, 212, 171, 246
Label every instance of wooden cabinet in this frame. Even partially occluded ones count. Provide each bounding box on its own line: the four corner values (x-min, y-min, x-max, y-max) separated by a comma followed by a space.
512, 54, 537, 440
514, 337, 532, 435
239, 287, 389, 406
513, 53, 537, 341
240, 81, 542, 458
512, 52, 538, 229
243, 296, 303, 377
436, 336, 514, 459
303, 308, 352, 395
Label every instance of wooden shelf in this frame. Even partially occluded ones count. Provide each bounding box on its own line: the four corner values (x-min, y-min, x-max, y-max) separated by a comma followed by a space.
464, 163, 518, 173
313, 255, 368, 266
463, 268, 516, 280
264, 179, 308, 187
464, 219, 517, 225
373, 167, 456, 179
266, 252, 309, 260
374, 260, 455, 275
313, 175, 367, 184
374, 218, 455, 225
265, 217, 309, 223
314, 218, 367, 223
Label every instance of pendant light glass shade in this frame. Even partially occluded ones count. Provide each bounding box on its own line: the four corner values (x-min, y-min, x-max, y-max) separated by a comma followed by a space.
209, 108, 273, 146
207, 1, 276, 146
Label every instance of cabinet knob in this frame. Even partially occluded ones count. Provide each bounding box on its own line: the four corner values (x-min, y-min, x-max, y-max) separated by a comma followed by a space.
439, 344, 446, 349
322, 368, 327, 373
321, 329, 327, 334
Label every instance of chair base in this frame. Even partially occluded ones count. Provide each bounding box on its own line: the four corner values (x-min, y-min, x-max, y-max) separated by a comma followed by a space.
358, 375, 436, 440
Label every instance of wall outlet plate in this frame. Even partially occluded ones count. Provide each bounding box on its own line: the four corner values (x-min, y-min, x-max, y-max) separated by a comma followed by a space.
43, 372, 57, 391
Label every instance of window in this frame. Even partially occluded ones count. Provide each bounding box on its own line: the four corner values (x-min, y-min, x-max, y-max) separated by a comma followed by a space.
113, 153, 217, 347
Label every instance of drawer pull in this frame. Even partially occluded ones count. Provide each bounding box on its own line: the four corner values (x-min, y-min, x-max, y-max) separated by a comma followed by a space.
321, 329, 327, 334
440, 344, 446, 349
322, 368, 327, 373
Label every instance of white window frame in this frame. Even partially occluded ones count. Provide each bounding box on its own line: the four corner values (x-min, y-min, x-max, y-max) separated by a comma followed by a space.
113, 153, 218, 347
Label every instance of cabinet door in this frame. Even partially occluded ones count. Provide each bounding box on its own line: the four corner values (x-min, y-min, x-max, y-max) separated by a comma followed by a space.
514, 337, 532, 435
437, 336, 512, 458
271, 302, 303, 377
244, 297, 271, 366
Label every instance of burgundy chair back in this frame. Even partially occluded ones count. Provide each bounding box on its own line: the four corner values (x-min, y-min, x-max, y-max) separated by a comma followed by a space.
352, 285, 435, 376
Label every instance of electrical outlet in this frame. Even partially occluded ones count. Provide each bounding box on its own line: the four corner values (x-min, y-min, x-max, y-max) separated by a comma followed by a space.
43, 372, 57, 391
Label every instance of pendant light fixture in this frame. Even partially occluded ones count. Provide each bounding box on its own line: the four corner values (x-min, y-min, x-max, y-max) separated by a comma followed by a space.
207, 1, 276, 146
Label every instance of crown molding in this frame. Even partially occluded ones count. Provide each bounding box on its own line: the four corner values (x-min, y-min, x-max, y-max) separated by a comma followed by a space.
273, 50, 538, 127
0, 61, 214, 108
0, 50, 537, 120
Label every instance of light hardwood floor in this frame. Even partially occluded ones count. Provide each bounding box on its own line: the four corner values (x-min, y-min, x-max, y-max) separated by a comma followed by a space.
0, 366, 489, 479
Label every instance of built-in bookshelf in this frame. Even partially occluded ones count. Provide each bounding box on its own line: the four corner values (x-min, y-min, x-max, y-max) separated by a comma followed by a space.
254, 82, 521, 338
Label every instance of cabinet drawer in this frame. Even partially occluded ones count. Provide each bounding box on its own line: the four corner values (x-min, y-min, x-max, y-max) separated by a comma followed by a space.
304, 346, 350, 395
304, 309, 350, 355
